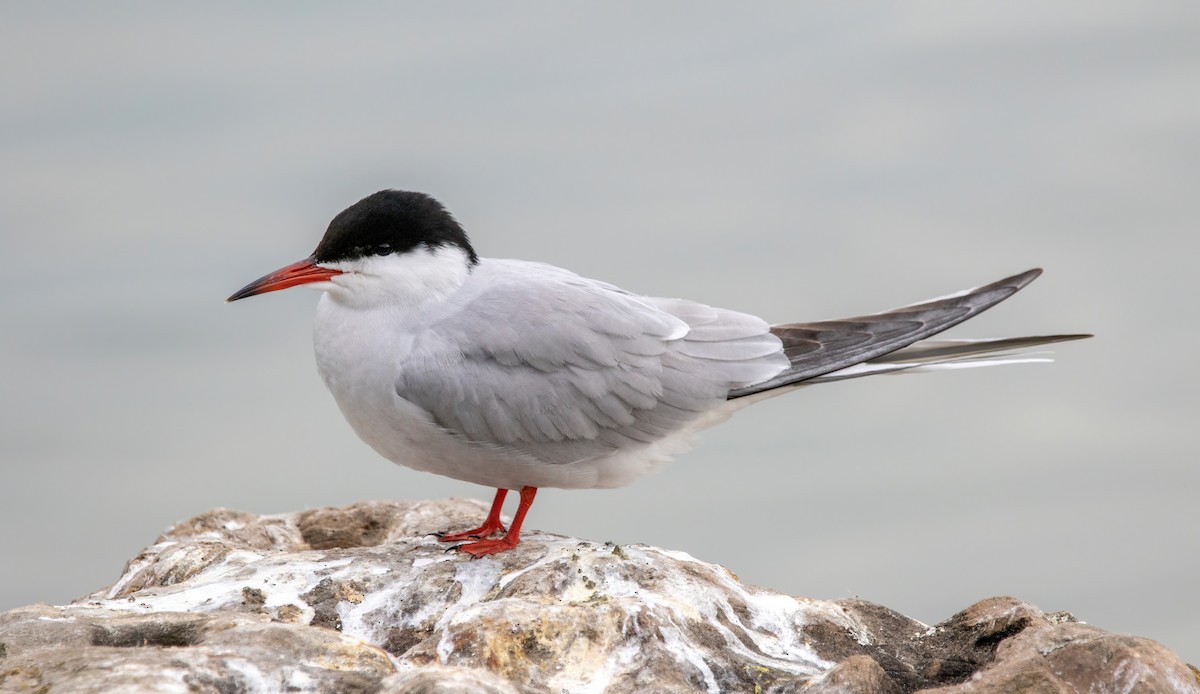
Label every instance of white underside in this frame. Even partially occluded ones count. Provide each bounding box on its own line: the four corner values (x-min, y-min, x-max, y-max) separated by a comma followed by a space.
328, 386, 748, 491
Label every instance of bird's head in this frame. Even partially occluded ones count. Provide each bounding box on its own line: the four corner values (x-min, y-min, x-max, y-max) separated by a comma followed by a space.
227, 190, 478, 308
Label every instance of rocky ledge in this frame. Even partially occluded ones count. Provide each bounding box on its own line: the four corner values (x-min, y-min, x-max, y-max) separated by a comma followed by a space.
1, 499, 1196, 693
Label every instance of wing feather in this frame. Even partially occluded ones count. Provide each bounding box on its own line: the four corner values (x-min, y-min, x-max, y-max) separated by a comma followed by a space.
395, 263, 787, 464
728, 269, 1045, 397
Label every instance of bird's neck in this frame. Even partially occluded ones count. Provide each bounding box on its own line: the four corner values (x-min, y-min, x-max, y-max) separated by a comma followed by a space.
321, 244, 474, 311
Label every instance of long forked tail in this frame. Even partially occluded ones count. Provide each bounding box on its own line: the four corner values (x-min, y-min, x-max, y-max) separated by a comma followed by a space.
728, 269, 1090, 399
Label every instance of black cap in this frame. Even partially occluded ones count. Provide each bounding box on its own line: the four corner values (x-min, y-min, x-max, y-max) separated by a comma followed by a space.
313, 190, 478, 265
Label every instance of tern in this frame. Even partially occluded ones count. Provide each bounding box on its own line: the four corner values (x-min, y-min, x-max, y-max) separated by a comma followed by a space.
228, 190, 1088, 556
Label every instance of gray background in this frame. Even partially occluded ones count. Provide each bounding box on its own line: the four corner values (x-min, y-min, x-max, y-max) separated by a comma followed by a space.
3, 2, 1197, 661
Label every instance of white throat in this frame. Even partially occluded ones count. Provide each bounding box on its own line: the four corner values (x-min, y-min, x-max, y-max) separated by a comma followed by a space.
319, 244, 472, 310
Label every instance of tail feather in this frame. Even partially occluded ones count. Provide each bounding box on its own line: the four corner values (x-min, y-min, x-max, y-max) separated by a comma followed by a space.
728, 269, 1089, 399
803, 335, 1089, 385
869, 334, 1092, 364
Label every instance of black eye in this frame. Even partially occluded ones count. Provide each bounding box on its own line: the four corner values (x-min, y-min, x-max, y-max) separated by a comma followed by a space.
351, 244, 393, 257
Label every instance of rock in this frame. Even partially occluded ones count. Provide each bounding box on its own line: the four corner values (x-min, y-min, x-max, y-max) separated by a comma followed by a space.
805, 655, 904, 694
0, 604, 394, 693
1, 499, 1195, 693
919, 621, 1200, 694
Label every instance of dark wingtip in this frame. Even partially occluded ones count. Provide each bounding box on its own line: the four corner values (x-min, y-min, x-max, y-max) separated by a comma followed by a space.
1006, 268, 1043, 290
1002, 333, 1094, 346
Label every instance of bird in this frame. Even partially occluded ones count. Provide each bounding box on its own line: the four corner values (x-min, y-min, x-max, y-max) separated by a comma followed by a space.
227, 189, 1088, 557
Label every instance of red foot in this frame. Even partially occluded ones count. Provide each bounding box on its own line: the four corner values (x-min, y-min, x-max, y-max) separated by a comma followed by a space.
447, 486, 537, 559
454, 534, 521, 557
436, 518, 506, 543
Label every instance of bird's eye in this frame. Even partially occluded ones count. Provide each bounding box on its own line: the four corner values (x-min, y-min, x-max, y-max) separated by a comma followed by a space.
349, 244, 393, 257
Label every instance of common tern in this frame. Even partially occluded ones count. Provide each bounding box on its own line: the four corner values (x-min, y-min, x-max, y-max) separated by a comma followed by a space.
228, 190, 1088, 556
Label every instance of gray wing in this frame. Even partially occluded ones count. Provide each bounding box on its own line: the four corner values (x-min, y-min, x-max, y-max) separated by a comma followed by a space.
396, 268, 787, 464
728, 269, 1048, 398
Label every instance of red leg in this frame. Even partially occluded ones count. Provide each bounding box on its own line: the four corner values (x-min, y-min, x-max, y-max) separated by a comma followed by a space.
436, 488, 508, 542
455, 486, 538, 557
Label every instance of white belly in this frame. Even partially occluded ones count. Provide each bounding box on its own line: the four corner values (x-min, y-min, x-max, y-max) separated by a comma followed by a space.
322, 372, 720, 491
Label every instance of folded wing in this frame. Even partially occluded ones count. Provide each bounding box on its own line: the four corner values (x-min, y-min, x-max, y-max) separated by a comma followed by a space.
396, 264, 787, 464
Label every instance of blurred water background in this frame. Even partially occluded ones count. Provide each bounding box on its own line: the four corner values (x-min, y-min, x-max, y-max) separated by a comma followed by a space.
2, 2, 1197, 660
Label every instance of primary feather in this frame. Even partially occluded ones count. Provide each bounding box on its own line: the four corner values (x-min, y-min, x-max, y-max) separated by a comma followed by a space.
729, 269, 1047, 397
